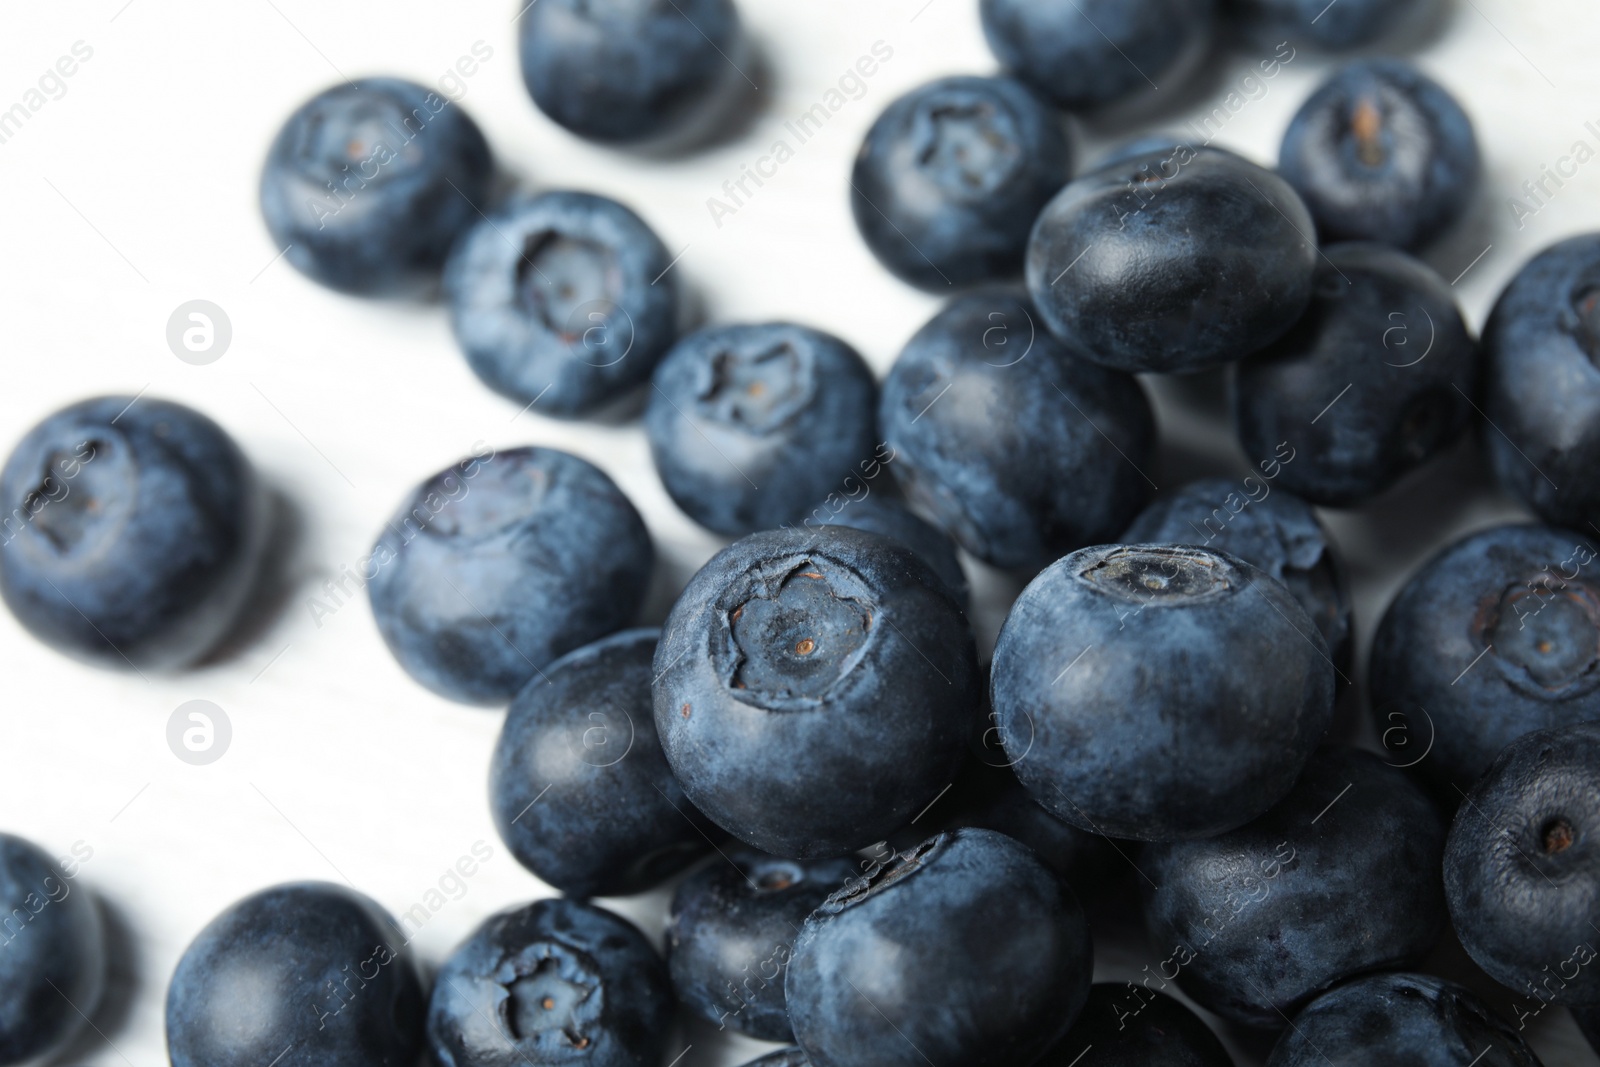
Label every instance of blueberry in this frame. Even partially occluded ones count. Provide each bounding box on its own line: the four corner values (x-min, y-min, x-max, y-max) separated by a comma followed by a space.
653, 526, 978, 858
879, 290, 1154, 571
991, 544, 1334, 840
1444, 722, 1600, 1007
1576, 1004, 1600, 1056
738, 1052, 810, 1067
1142, 747, 1447, 1027
445, 191, 680, 417
1227, 0, 1426, 51
0, 396, 265, 671
166, 882, 424, 1067
490, 630, 714, 898
1279, 61, 1480, 251
1027, 145, 1316, 374
260, 78, 492, 296
817, 495, 970, 612
665, 849, 857, 1040
646, 323, 878, 535
851, 76, 1072, 289
367, 446, 652, 705
427, 897, 671, 1067
0, 834, 104, 1066
1234, 243, 1478, 507
1368, 523, 1600, 789
1034, 984, 1233, 1066
785, 828, 1092, 1067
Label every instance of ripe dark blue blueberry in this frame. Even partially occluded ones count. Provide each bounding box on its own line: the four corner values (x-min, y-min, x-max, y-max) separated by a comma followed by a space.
1035, 984, 1233, 1066
653, 526, 978, 858
0, 396, 265, 671
166, 882, 423, 1067
991, 544, 1334, 840
646, 323, 878, 535
1227, 0, 1424, 50
260, 78, 492, 296
427, 897, 671, 1067
851, 76, 1072, 289
368, 447, 652, 705
879, 290, 1153, 571
818, 495, 969, 612
445, 191, 680, 417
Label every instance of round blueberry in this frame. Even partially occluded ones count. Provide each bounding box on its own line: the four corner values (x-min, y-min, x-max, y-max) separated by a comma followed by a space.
653, 526, 979, 858
645, 323, 878, 536
1228, 0, 1427, 51
851, 75, 1072, 289
0, 396, 265, 671
367, 446, 653, 705
818, 496, 969, 612
1035, 984, 1233, 1066
259, 78, 492, 296
445, 191, 679, 418
166, 882, 424, 1067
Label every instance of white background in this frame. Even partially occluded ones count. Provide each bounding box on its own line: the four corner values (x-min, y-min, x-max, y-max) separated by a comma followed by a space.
1, 0, 1598, 1063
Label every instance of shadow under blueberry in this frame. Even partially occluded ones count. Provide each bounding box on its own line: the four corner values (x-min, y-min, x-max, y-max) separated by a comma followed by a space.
632, 36, 776, 162
197, 482, 305, 668
49, 894, 140, 1067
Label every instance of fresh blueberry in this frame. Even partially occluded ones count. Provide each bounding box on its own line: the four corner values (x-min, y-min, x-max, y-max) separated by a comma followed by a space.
0, 396, 265, 671
427, 897, 671, 1067
1227, 0, 1427, 51
1279, 60, 1480, 251
1034, 984, 1234, 1066
1368, 523, 1600, 789
879, 290, 1154, 571
445, 191, 679, 417
665, 849, 857, 1040
1027, 145, 1317, 374
490, 629, 714, 898
653, 526, 979, 858
1142, 747, 1447, 1027
817, 495, 969, 612
1444, 722, 1600, 1007
166, 882, 424, 1067
367, 446, 652, 705
991, 544, 1334, 840
785, 828, 1092, 1067
851, 76, 1072, 289
1234, 243, 1477, 507
738, 1052, 810, 1067
646, 323, 878, 535
260, 78, 492, 296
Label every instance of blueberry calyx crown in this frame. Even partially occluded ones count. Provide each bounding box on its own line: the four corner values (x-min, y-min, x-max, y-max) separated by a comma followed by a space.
516, 232, 624, 349
1349, 94, 1388, 168
22, 438, 108, 555
820, 835, 943, 915
698, 341, 811, 433
495, 939, 604, 1054
1076, 545, 1235, 605
743, 856, 806, 894
915, 99, 1022, 198
1479, 579, 1600, 694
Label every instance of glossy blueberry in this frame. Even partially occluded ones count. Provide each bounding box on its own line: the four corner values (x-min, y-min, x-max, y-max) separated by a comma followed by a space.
427, 897, 671, 1067
786, 828, 1092, 1067
368, 447, 652, 705
1027, 145, 1316, 374
1280, 61, 1480, 251
446, 192, 679, 417
646, 323, 878, 535
991, 544, 1334, 840
1368, 523, 1600, 789
880, 290, 1154, 571
1229, 0, 1427, 52
1234, 243, 1477, 507
260, 78, 492, 296
1143, 747, 1447, 1027
0, 396, 265, 671
653, 526, 979, 858
666, 850, 857, 1040
817, 495, 969, 612
1035, 984, 1233, 1066
166, 882, 423, 1067
851, 76, 1072, 289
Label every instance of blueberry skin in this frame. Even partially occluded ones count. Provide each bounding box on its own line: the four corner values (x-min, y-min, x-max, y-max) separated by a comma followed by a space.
0, 396, 265, 671
1265, 973, 1541, 1066
1035, 984, 1233, 1066
1027, 145, 1317, 374
1445, 723, 1600, 1007
1228, 0, 1425, 52
446, 192, 679, 417
260, 78, 492, 296
818, 496, 969, 612
666, 850, 858, 1040
1368, 523, 1600, 789
0, 835, 104, 1067
738, 1052, 810, 1067
166, 882, 424, 1067
851, 76, 1072, 289
880, 290, 1154, 571
368, 447, 652, 705
786, 828, 1092, 1067
1142, 747, 1447, 1027
427, 897, 672, 1067
991, 544, 1334, 841
1576, 1004, 1600, 1056
653, 526, 979, 858
646, 323, 878, 536
1234, 243, 1477, 507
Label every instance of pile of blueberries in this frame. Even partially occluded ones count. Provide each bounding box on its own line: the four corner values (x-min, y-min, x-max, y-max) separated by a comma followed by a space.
4, 0, 1600, 1064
